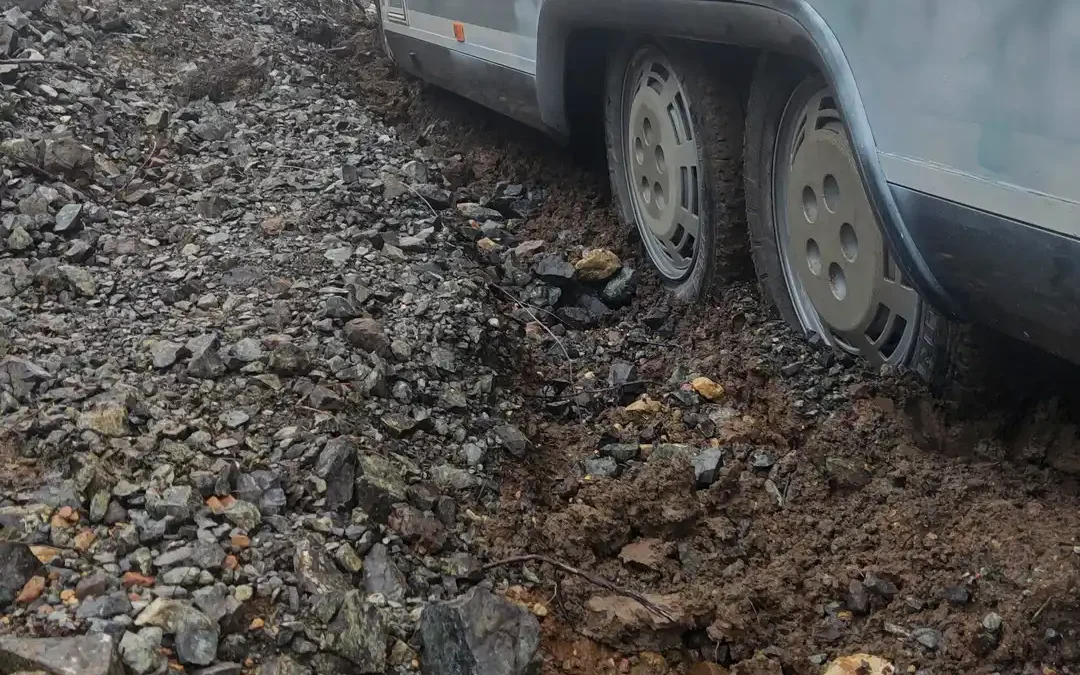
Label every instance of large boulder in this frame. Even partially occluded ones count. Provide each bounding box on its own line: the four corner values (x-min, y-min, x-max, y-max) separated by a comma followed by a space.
0, 634, 123, 675
419, 587, 540, 675
0, 542, 44, 606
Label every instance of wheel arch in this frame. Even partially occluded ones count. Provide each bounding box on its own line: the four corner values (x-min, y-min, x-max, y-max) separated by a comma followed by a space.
535, 0, 960, 318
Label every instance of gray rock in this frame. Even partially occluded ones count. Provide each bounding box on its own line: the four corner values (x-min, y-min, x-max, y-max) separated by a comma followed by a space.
193, 117, 233, 141
235, 470, 285, 515
601, 443, 639, 462
223, 500, 262, 530
691, 448, 723, 487
268, 342, 309, 376
324, 295, 361, 319
134, 598, 218, 665
6, 225, 31, 251
258, 655, 311, 675
75, 568, 109, 599
308, 385, 344, 411
344, 318, 389, 355
456, 202, 502, 221
41, 136, 93, 176
0, 634, 124, 675
601, 266, 638, 306
363, 543, 407, 602
432, 464, 480, 492
943, 584, 970, 606
189, 540, 226, 570
175, 628, 218, 666
77, 593, 133, 620
0, 356, 49, 401
186, 333, 226, 379
59, 264, 97, 296
294, 537, 351, 595
233, 338, 263, 362
315, 436, 356, 509
192, 584, 240, 623
912, 627, 944, 651
533, 253, 576, 285
54, 203, 84, 234
356, 454, 407, 523
327, 590, 387, 671
0, 541, 44, 606
120, 628, 164, 675
151, 340, 185, 369
582, 456, 618, 478
494, 424, 529, 458
146, 485, 199, 522
419, 586, 541, 675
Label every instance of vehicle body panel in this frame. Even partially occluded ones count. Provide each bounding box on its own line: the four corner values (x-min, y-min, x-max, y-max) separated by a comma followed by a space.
377, 0, 1080, 364
815, 0, 1080, 243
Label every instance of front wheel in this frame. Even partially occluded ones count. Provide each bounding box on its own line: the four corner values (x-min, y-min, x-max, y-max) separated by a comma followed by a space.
604, 42, 750, 301
744, 58, 957, 381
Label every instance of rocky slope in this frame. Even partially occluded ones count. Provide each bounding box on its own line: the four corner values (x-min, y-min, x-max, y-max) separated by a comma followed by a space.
3, 1, 1080, 675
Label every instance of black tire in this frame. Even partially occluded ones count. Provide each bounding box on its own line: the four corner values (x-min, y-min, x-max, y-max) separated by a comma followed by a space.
604, 41, 751, 302
743, 55, 958, 386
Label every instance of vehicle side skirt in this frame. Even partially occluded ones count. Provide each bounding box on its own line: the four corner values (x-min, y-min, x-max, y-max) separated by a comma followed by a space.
385, 32, 546, 131
893, 185, 1080, 364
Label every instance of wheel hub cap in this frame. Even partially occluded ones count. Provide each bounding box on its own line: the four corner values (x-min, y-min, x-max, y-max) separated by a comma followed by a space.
624, 51, 701, 279
779, 88, 920, 366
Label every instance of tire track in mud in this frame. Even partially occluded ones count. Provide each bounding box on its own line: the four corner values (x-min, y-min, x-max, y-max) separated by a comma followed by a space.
333, 18, 1080, 674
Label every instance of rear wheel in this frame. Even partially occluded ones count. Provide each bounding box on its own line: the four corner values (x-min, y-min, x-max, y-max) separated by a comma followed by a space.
604, 42, 749, 301
745, 59, 954, 379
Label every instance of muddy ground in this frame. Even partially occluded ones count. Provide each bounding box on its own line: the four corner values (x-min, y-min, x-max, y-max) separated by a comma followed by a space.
2, 1, 1080, 674
346, 17, 1080, 675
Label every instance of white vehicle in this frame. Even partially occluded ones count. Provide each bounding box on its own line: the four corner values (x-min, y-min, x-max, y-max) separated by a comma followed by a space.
376, 0, 1080, 382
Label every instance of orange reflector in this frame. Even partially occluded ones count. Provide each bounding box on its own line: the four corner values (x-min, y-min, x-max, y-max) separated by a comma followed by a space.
453, 21, 465, 42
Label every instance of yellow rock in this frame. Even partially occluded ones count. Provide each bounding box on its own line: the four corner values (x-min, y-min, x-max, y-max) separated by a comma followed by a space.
691, 377, 724, 401
477, 237, 501, 253
30, 546, 60, 564
574, 248, 622, 281
73, 529, 96, 552
77, 403, 130, 437
625, 396, 661, 414
824, 654, 895, 675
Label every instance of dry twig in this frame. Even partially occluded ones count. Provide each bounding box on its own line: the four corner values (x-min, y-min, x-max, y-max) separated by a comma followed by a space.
0, 58, 97, 79
1031, 596, 1053, 623
475, 554, 678, 623
490, 284, 574, 385
108, 139, 160, 203
523, 379, 659, 400
1, 156, 89, 200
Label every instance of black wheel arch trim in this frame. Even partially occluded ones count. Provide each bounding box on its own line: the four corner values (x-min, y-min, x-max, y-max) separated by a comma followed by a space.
536, 0, 961, 319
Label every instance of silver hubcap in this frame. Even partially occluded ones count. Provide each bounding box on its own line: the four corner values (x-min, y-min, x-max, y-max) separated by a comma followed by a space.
622, 49, 701, 280
776, 84, 920, 366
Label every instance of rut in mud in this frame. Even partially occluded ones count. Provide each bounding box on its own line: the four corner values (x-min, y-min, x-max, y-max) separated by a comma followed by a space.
351, 18, 1080, 675
1, 1, 1080, 675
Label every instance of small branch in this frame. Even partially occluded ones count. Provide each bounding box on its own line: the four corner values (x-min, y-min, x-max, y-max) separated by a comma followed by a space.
475, 554, 677, 623
0, 58, 97, 79
523, 380, 659, 400
107, 138, 160, 203
401, 181, 441, 221
1031, 596, 1053, 623
1, 155, 89, 200
490, 284, 574, 385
